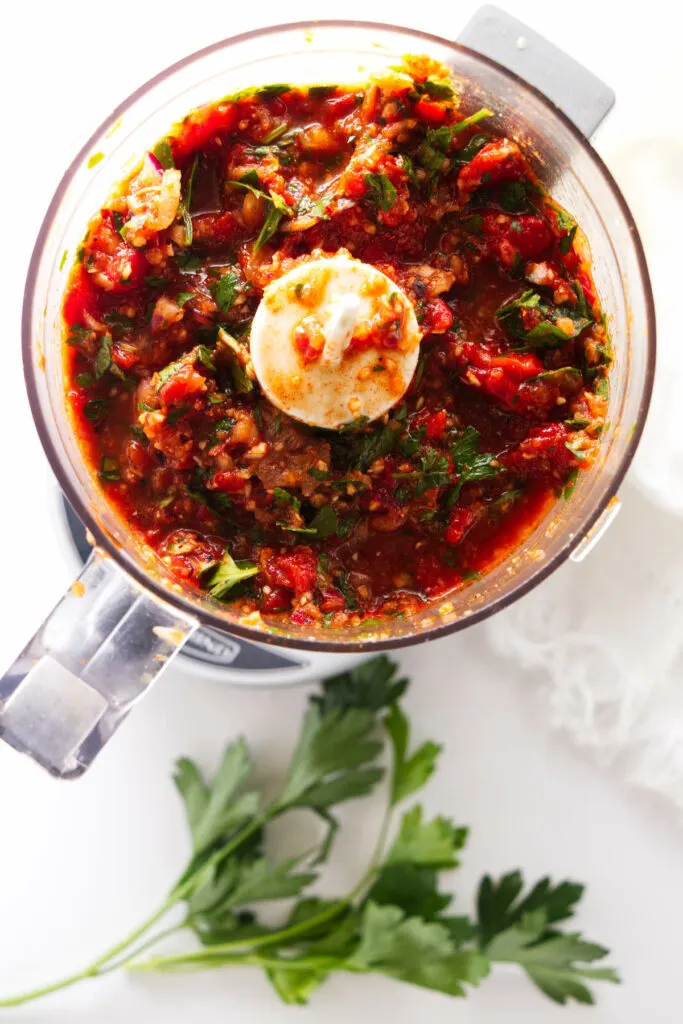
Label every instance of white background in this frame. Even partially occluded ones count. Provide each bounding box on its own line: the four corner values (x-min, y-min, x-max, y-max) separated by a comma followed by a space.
1, 2, 681, 1021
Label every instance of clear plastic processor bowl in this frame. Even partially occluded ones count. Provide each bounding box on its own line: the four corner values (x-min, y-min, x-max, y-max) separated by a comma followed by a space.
5, 19, 655, 777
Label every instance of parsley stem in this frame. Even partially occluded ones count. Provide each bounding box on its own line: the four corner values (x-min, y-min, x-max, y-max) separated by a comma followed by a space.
128, 896, 351, 968
0, 971, 99, 1008
349, 798, 393, 901
0, 810, 279, 1007
104, 923, 184, 971
346, 711, 398, 902
88, 899, 176, 970
0, 915, 181, 1007
132, 951, 363, 974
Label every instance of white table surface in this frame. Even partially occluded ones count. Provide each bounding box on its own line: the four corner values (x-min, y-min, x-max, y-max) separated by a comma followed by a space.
1, 2, 681, 1021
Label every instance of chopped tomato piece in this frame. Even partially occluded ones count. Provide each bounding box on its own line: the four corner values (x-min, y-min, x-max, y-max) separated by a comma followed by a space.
320, 588, 347, 612
325, 93, 357, 117
122, 437, 152, 481
265, 548, 317, 596
211, 471, 247, 493
576, 269, 597, 310
502, 423, 578, 482
86, 212, 146, 293
444, 506, 476, 545
414, 97, 447, 123
191, 211, 239, 247
112, 343, 140, 370
63, 269, 98, 325
260, 585, 292, 613
158, 364, 207, 405
174, 103, 239, 158
423, 298, 454, 334
424, 409, 448, 441
457, 341, 544, 408
480, 212, 553, 268
458, 138, 526, 198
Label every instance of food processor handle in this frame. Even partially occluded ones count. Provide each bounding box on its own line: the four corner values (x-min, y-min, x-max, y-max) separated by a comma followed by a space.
457, 5, 615, 138
0, 550, 198, 778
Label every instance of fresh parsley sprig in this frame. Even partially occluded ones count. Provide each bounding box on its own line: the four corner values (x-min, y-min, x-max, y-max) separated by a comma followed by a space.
0, 657, 618, 1011
207, 550, 258, 599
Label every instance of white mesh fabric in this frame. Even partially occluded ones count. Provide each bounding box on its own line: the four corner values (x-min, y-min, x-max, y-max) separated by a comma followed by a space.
487, 483, 683, 810
487, 135, 683, 810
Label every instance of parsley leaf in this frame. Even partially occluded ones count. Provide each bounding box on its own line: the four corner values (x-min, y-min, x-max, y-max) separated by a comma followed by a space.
155, 357, 185, 389
422, 78, 455, 99
447, 426, 500, 503
415, 109, 493, 178
453, 132, 490, 165
279, 704, 384, 810
219, 856, 317, 906
307, 504, 338, 539
355, 416, 404, 471
94, 334, 114, 378
211, 272, 239, 315
214, 417, 236, 436
207, 550, 258, 600
394, 448, 450, 497
559, 223, 578, 254
66, 324, 92, 347
350, 903, 489, 998
83, 398, 108, 424
531, 366, 582, 389
498, 180, 533, 213
196, 345, 215, 370
183, 152, 199, 218
255, 203, 284, 251
167, 404, 191, 425
364, 173, 397, 211
99, 456, 120, 482
273, 487, 301, 511
553, 206, 579, 254
295, 194, 329, 221
177, 250, 203, 272
153, 138, 175, 169
416, 449, 450, 496
311, 656, 407, 715
277, 524, 318, 535
387, 805, 468, 869
478, 879, 619, 1006
229, 172, 267, 199
385, 703, 441, 805
366, 862, 452, 920
173, 739, 257, 858
350, 901, 454, 968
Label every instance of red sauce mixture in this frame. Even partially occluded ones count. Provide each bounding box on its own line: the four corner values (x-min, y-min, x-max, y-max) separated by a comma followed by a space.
62, 57, 610, 629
